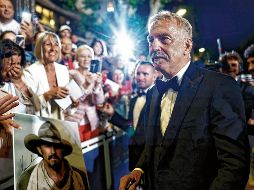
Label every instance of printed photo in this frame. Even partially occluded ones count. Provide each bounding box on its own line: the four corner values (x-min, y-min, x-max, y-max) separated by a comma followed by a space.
13, 113, 89, 190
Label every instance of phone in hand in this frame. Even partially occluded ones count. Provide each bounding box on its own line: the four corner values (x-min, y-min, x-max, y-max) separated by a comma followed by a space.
90, 60, 101, 73
21, 12, 32, 23
16, 35, 25, 48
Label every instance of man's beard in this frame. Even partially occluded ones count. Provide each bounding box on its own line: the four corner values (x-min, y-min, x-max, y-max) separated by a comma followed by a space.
47, 154, 62, 171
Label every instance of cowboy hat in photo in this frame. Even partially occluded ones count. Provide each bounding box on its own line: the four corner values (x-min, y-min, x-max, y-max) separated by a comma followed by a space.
24, 121, 73, 156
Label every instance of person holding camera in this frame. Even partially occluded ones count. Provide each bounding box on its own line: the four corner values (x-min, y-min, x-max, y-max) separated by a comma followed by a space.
65, 44, 105, 141
0, 0, 33, 45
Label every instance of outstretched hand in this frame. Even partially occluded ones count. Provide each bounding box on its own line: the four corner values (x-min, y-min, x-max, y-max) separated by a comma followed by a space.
0, 94, 19, 121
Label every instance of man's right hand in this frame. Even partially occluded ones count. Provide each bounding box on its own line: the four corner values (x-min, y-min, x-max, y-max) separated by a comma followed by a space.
0, 94, 19, 121
119, 170, 142, 190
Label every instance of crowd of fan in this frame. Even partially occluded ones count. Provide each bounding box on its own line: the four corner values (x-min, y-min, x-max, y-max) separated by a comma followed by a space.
0, 0, 148, 142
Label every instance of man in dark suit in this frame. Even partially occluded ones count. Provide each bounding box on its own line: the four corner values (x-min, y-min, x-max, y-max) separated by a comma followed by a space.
102, 61, 157, 170
220, 51, 254, 134
119, 11, 250, 190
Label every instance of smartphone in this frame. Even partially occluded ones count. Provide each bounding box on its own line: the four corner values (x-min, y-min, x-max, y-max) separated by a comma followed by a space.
21, 12, 32, 23
90, 60, 101, 73
16, 35, 25, 48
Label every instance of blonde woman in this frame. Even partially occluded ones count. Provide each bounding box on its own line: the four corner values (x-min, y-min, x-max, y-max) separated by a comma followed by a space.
65, 45, 105, 141
23, 31, 70, 120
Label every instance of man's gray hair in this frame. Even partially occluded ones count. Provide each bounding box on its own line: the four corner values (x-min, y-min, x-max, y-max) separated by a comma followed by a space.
148, 11, 192, 39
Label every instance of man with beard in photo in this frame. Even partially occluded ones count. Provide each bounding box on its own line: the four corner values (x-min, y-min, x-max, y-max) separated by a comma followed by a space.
16, 121, 90, 190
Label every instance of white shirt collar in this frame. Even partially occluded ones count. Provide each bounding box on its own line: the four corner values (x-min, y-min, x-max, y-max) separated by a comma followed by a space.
138, 84, 154, 94
176, 61, 191, 84
162, 61, 191, 84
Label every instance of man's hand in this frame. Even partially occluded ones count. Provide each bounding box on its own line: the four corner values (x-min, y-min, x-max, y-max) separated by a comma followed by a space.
248, 118, 254, 125
44, 86, 69, 101
0, 94, 19, 121
119, 170, 142, 190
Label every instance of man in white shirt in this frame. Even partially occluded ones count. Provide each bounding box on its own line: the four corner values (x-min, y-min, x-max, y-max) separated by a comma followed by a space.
0, 0, 20, 35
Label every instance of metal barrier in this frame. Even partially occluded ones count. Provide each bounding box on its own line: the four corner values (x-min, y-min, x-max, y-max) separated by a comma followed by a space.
82, 128, 129, 190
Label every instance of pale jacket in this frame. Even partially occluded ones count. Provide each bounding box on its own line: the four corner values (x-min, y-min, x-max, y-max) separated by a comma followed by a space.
65, 70, 105, 130
23, 61, 70, 120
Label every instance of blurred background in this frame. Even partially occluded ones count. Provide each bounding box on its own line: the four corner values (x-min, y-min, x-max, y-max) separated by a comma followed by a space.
15, 0, 254, 64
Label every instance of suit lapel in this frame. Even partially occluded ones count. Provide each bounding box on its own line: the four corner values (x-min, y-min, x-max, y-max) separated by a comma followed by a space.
162, 64, 204, 144
146, 87, 162, 144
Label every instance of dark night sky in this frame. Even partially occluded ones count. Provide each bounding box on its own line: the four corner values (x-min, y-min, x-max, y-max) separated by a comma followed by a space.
182, 0, 254, 60
135, 0, 254, 60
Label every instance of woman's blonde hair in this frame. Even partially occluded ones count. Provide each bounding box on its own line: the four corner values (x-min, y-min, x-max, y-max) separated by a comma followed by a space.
34, 31, 62, 63
76, 44, 94, 60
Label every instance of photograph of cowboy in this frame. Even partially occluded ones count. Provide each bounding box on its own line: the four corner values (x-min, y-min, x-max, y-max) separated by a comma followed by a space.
13, 114, 90, 190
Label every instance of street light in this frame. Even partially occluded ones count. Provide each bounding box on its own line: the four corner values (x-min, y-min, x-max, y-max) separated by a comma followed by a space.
199, 48, 205, 53
176, 8, 187, 17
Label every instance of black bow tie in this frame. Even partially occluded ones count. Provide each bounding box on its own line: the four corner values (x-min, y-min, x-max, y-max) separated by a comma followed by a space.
156, 77, 179, 95
137, 91, 146, 97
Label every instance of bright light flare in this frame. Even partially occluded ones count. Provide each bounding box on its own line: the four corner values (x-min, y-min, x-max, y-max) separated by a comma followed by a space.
113, 30, 135, 60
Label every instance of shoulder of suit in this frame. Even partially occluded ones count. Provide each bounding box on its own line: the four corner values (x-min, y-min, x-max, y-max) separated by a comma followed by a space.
196, 66, 239, 89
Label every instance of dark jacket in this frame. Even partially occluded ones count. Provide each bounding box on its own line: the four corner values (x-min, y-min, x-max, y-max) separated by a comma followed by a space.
110, 95, 147, 170
136, 63, 250, 190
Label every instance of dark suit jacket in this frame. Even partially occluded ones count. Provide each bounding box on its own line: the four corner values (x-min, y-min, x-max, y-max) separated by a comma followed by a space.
238, 81, 254, 135
110, 95, 146, 170
136, 63, 250, 190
